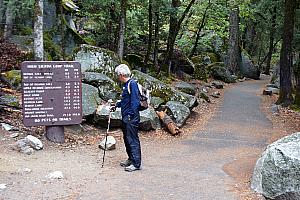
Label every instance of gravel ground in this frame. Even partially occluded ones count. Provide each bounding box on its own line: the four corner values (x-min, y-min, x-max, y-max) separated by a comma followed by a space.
1, 76, 299, 200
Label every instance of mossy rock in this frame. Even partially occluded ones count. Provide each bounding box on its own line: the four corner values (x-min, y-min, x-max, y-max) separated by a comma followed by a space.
132, 70, 198, 110
5, 70, 21, 90
194, 64, 208, 81
82, 72, 120, 101
74, 44, 121, 78
191, 55, 203, 65
150, 96, 164, 109
174, 81, 196, 96
207, 52, 219, 63
0, 95, 20, 107
83, 19, 98, 31
192, 52, 219, 65
210, 64, 236, 83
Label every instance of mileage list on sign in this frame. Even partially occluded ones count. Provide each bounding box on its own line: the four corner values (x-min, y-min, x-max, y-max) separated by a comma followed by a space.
21, 61, 82, 126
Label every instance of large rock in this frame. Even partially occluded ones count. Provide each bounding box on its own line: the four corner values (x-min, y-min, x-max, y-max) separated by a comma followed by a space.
210, 63, 236, 83
82, 72, 119, 101
271, 64, 280, 88
4, 70, 21, 90
94, 106, 160, 131
132, 70, 198, 110
240, 52, 260, 80
139, 107, 161, 130
174, 81, 197, 96
194, 64, 209, 81
251, 132, 300, 199
82, 83, 102, 116
172, 49, 195, 75
150, 97, 164, 109
166, 101, 190, 128
74, 44, 120, 76
94, 105, 122, 128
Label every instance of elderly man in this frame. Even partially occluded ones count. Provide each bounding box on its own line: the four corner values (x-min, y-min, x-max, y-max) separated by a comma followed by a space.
113, 64, 141, 172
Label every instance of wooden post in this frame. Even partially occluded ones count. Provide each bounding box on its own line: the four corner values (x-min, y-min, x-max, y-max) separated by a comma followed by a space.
46, 126, 65, 143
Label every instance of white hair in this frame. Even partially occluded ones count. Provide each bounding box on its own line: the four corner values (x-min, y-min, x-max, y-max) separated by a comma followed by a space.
115, 64, 131, 77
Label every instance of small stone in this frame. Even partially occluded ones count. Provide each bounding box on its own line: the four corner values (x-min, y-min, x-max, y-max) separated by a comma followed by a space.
20, 146, 34, 155
271, 104, 280, 115
1, 123, 13, 131
263, 89, 272, 96
18, 168, 32, 174
0, 184, 7, 190
10, 132, 19, 138
26, 135, 43, 150
202, 87, 208, 93
212, 81, 224, 89
12, 139, 28, 151
46, 171, 64, 179
211, 92, 221, 98
99, 136, 116, 150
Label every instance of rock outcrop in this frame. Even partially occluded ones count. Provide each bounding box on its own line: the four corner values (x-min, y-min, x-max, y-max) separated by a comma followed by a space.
251, 132, 300, 199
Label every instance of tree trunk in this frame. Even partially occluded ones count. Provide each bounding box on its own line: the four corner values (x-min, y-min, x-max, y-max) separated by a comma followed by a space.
153, 11, 159, 73
178, 10, 193, 40
117, 0, 127, 60
189, 0, 211, 58
264, 7, 277, 75
227, 7, 241, 74
0, 0, 4, 29
34, 0, 44, 61
245, 20, 256, 56
109, 3, 118, 50
276, 0, 296, 106
165, 0, 179, 75
3, 2, 13, 40
56, 1, 65, 59
143, 0, 153, 73
294, 54, 300, 107
165, 0, 196, 73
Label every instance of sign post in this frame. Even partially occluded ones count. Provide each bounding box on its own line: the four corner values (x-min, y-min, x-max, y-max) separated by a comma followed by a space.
21, 61, 82, 143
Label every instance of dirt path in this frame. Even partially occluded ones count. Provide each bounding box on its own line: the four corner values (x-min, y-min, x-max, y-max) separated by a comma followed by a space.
0, 78, 273, 200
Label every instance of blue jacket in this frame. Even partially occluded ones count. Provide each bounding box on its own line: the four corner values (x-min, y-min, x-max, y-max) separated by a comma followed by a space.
116, 79, 140, 122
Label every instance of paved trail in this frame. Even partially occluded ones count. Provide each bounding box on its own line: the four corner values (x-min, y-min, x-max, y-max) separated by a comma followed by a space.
0, 78, 273, 200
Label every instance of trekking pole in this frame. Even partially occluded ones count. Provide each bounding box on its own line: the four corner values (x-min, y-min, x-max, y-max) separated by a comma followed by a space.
101, 99, 113, 168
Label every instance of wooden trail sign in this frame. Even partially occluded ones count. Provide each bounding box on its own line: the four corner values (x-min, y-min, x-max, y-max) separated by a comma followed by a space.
21, 61, 82, 128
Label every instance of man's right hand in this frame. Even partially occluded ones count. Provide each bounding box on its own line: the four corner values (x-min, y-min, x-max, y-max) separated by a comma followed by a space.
110, 106, 116, 112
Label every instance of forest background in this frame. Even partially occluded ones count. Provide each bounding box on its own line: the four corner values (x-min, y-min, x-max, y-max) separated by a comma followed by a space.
0, 0, 300, 109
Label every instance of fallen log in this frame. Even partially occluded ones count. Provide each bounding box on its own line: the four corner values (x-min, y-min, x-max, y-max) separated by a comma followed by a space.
156, 110, 181, 135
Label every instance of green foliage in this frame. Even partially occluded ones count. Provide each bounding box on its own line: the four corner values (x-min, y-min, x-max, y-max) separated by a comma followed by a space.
18, 26, 33, 35
43, 31, 63, 61
291, 104, 300, 112
5, 0, 294, 82
3, 0, 34, 17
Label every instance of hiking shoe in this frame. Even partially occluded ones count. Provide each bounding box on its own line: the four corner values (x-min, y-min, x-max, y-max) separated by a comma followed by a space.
124, 164, 140, 172
120, 159, 132, 167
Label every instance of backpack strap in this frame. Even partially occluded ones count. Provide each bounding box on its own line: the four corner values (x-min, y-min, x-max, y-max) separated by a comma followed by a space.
128, 79, 143, 96
127, 79, 133, 94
